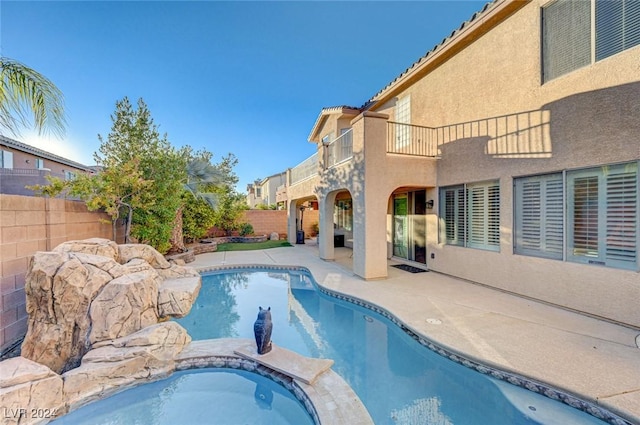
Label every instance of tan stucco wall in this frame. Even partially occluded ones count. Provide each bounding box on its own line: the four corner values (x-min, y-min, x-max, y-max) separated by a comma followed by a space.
0, 195, 123, 352
371, 0, 640, 326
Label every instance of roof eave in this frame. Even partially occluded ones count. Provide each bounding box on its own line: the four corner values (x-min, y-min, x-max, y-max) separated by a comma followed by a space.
368, 0, 530, 109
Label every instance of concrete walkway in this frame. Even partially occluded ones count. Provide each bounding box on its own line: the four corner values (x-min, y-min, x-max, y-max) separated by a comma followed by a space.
189, 242, 640, 425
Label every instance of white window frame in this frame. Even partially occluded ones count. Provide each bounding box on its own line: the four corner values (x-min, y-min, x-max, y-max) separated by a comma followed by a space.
36, 158, 45, 169
1, 150, 13, 169
395, 96, 411, 149
567, 162, 638, 269
513, 161, 638, 271
514, 173, 564, 259
439, 180, 500, 252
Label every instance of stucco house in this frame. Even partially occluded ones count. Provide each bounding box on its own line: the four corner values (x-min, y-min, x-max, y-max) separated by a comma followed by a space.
246, 172, 287, 209
282, 0, 639, 328
0, 135, 94, 196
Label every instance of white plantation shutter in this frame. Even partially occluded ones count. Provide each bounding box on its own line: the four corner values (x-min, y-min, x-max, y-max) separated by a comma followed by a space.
568, 162, 638, 269
467, 181, 500, 251
440, 186, 465, 246
605, 164, 638, 267
514, 173, 564, 259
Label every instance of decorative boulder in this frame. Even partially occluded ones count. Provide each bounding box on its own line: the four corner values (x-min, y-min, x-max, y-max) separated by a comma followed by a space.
89, 271, 161, 343
63, 322, 191, 411
119, 244, 171, 269
0, 357, 64, 425
270, 232, 279, 241
20, 240, 201, 374
21, 252, 117, 373
53, 238, 119, 261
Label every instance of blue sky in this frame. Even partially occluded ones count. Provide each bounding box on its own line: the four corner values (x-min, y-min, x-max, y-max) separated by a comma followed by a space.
1, 0, 485, 192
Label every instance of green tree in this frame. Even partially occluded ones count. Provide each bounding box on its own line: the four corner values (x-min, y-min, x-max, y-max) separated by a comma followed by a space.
181, 193, 216, 243
0, 57, 66, 137
95, 97, 187, 253
170, 149, 239, 252
212, 190, 247, 236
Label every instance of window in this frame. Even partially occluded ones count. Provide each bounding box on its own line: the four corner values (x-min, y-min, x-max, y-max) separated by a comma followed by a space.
1, 150, 13, 168
64, 171, 76, 180
567, 162, 638, 269
542, 0, 640, 82
439, 180, 500, 251
395, 96, 411, 148
514, 162, 638, 270
542, 0, 591, 82
596, 0, 640, 61
36, 158, 45, 169
441, 186, 465, 246
514, 173, 564, 259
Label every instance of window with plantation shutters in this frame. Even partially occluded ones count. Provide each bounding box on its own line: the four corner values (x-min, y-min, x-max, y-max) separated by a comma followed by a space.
440, 185, 465, 246
567, 162, 638, 269
439, 181, 500, 251
514, 173, 564, 259
467, 181, 500, 251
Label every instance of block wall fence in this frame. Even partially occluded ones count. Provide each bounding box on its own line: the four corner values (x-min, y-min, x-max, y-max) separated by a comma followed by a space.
0, 202, 312, 354
208, 210, 318, 239
0, 194, 124, 353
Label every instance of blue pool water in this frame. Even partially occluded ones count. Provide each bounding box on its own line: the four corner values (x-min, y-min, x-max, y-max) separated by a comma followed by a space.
174, 268, 609, 425
53, 368, 314, 425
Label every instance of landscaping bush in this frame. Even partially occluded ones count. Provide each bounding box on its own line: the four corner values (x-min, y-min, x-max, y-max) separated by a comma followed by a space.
239, 222, 254, 236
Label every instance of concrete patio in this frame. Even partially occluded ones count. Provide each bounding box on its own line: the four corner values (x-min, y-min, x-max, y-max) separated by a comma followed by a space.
189, 240, 640, 425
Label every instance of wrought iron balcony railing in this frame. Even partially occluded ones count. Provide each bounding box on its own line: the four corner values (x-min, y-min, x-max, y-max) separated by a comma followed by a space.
387, 121, 438, 157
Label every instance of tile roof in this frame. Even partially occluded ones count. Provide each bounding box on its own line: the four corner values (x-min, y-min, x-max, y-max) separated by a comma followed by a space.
0, 134, 93, 171
364, 0, 500, 108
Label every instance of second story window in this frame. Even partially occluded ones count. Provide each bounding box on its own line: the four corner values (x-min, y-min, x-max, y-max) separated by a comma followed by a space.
36, 158, 45, 169
64, 170, 77, 180
0, 150, 13, 168
542, 0, 640, 83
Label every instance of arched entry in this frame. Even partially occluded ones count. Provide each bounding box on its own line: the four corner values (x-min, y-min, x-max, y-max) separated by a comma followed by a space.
287, 197, 319, 245
318, 189, 353, 262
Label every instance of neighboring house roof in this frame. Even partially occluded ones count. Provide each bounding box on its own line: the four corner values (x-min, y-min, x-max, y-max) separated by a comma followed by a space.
259, 171, 287, 185
0, 134, 94, 172
307, 105, 361, 143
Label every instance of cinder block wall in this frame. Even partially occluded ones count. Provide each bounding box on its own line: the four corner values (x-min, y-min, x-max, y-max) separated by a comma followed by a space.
240, 210, 288, 237
0, 194, 122, 353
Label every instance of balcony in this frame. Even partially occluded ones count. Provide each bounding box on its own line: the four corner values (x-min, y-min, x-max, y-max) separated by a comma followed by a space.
290, 152, 318, 185
387, 121, 438, 157
326, 129, 353, 168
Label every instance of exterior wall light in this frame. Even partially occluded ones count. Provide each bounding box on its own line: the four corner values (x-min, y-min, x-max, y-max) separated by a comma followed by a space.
426, 199, 434, 209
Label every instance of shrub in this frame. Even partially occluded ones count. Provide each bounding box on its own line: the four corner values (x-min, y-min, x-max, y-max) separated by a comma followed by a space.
239, 222, 254, 236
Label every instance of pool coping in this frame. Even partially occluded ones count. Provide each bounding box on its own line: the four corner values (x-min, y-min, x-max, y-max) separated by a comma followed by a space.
175, 338, 373, 425
196, 263, 634, 425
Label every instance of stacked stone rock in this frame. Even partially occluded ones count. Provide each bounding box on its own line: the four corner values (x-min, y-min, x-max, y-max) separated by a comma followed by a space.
0, 238, 201, 425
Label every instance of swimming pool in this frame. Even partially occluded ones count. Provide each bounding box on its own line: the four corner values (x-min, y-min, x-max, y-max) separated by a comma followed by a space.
53, 368, 315, 425
173, 268, 610, 425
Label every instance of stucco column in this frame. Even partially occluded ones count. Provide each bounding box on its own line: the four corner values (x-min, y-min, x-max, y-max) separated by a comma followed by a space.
351, 111, 390, 280
317, 194, 335, 261
287, 200, 298, 245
